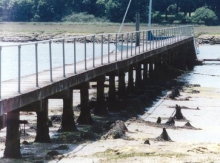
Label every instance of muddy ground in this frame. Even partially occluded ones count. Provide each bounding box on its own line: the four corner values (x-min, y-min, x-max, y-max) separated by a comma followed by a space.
0, 81, 219, 162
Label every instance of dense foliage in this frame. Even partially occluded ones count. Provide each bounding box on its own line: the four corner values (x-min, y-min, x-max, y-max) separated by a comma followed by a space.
0, 0, 219, 25
191, 7, 218, 25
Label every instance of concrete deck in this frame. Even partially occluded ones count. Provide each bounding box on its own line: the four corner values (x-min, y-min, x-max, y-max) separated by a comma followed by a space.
0, 37, 194, 115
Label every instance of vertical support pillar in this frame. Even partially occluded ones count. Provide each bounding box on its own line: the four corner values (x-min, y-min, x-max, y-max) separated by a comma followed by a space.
35, 99, 51, 143
148, 62, 154, 83
143, 62, 149, 87
127, 65, 134, 91
154, 63, 159, 82
118, 72, 126, 99
166, 52, 173, 80
61, 89, 77, 132
158, 61, 164, 82
94, 75, 108, 116
4, 110, 21, 158
135, 63, 142, 89
108, 75, 116, 102
77, 82, 93, 124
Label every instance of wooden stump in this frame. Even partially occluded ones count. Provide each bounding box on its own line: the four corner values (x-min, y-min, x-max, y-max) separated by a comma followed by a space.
174, 104, 184, 120
165, 117, 175, 126
102, 120, 128, 139
156, 117, 161, 124
155, 128, 172, 141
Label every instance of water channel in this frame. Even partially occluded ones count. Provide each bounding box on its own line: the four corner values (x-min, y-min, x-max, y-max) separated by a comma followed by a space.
1, 41, 220, 86
0, 42, 115, 81
181, 45, 220, 88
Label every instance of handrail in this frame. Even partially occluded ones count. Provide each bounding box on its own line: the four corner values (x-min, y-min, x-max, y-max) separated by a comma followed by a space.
0, 25, 194, 99
0, 25, 193, 48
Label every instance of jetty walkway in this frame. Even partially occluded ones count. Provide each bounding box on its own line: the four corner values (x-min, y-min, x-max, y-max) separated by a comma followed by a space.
0, 25, 197, 158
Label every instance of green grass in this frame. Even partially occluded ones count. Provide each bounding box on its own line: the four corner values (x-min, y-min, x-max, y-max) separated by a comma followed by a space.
0, 22, 219, 36
94, 148, 188, 162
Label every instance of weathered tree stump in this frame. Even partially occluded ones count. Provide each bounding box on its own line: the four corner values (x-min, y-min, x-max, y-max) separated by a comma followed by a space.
156, 117, 161, 124
182, 122, 199, 130
165, 117, 175, 126
144, 139, 150, 145
168, 88, 180, 99
102, 120, 128, 139
174, 104, 185, 120
155, 128, 172, 141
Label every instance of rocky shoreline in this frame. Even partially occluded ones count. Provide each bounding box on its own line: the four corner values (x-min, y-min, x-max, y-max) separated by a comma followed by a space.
0, 31, 84, 43
1, 32, 220, 45
0, 31, 121, 43
197, 35, 220, 45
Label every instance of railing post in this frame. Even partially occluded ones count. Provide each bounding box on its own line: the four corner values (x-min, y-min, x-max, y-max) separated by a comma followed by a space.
101, 35, 103, 65
176, 28, 178, 42
18, 45, 21, 93
158, 29, 161, 47
139, 32, 140, 53
121, 34, 123, 60
0, 46, 1, 99
126, 33, 129, 58
181, 27, 183, 40
156, 30, 157, 48
84, 37, 87, 70
164, 29, 166, 46
152, 30, 154, 49
74, 38, 77, 74
115, 34, 118, 61
149, 30, 151, 50
62, 39, 66, 78
108, 34, 110, 63
49, 41, 53, 82
192, 26, 194, 37
146, 31, 148, 51
35, 43, 39, 87
131, 33, 133, 56
135, 32, 137, 55
93, 35, 95, 67
143, 31, 144, 52
169, 29, 171, 44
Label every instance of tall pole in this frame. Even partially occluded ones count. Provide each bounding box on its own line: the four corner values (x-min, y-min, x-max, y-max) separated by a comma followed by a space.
148, 0, 152, 28
136, 12, 140, 46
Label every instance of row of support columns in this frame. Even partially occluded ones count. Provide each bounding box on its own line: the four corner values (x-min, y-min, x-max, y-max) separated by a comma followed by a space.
4, 47, 191, 158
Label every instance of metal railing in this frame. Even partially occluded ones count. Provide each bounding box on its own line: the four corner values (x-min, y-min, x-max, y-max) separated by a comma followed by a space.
0, 25, 194, 99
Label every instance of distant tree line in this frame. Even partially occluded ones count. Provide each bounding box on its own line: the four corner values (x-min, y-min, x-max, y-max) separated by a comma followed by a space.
0, 0, 219, 25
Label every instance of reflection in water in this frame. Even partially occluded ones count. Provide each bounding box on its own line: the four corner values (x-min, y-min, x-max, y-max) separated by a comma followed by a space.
180, 45, 220, 88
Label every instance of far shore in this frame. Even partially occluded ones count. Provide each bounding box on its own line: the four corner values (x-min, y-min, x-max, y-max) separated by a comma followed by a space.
0, 22, 219, 43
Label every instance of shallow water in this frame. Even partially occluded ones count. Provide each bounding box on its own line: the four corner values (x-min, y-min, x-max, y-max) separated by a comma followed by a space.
144, 44, 220, 143
181, 45, 220, 88
0, 42, 115, 81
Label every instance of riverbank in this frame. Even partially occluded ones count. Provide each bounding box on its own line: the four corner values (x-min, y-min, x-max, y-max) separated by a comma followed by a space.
53, 85, 220, 163
0, 22, 219, 43
0, 24, 219, 162
0, 80, 219, 162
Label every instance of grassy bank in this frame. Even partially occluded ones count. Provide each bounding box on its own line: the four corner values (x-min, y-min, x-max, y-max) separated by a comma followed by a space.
0, 22, 219, 35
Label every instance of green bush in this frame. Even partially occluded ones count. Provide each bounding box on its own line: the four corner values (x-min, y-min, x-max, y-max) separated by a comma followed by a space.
31, 14, 40, 22
167, 4, 177, 15
152, 11, 162, 23
62, 12, 109, 23
191, 7, 218, 25
174, 14, 191, 24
